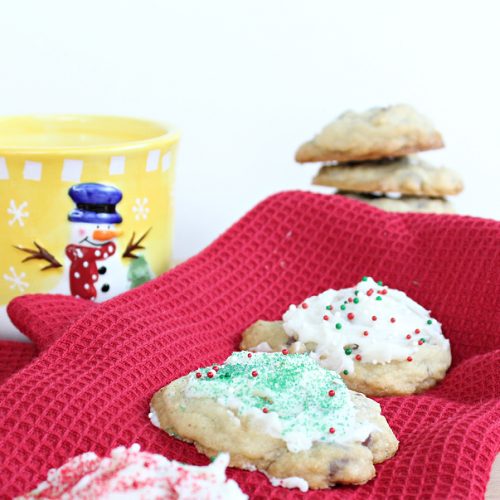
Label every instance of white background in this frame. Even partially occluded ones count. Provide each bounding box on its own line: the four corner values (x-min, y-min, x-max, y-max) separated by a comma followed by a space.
1, 0, 499, 260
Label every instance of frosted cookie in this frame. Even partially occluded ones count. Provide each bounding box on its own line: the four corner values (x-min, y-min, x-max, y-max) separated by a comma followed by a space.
338, 192, 456, 214
240, 277, 451, 396
17, 444, 246, 500
296, 104, 443, 163
150, 352, 398, 490
313, 156, 463, 197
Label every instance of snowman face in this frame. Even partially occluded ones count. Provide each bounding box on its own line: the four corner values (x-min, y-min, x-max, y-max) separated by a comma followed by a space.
70, 223, 122, 247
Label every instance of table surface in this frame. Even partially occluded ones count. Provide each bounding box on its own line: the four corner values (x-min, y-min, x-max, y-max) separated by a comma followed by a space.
486, 455, 500, 499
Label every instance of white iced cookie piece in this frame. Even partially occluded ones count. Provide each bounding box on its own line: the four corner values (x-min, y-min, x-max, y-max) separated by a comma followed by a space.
16, 444, 247, 500
283, 277, 449, 374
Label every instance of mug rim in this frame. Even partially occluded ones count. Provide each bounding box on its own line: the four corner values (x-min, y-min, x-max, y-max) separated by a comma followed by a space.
0, 114, 179, 156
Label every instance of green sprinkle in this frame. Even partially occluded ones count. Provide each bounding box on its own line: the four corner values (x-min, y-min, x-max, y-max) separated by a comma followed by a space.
427, 319, 432, 325
376, 296, 382, 301
362, 276, 368, 281
340, 304, 346, 311
420, 338, 426, 343
377, 280, 383, 286
326, 305, 332, 310
344, 348, 352, 355
353, 298, 359, 304
335, 323, 342, 330
343, 369, 349, 375
354, 290, 359, 296
209, 456, 216, 463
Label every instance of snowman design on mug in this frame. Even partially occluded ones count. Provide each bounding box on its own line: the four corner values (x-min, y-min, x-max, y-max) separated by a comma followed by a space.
16, 182, 153, 302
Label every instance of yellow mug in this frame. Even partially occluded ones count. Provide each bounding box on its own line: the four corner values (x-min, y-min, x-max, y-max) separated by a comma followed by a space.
0, 115, 179, 340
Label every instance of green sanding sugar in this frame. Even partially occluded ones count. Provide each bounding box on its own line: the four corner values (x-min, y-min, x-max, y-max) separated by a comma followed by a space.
184, 352, 360, 452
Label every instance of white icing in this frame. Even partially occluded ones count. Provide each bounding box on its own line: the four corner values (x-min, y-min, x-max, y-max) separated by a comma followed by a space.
148, 408, 161, 428
263, 471, 309, 492
251, 341, 273, 352
17, 446, 247, 500
283, 277, 449, 372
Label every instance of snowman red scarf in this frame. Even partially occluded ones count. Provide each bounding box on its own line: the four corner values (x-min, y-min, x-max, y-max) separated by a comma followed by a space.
65, 242, 116, 300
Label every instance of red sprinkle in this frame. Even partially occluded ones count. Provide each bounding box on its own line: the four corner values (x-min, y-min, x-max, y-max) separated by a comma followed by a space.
213, 366, 219, 372
355, 354, 362, 361
282, 349, 289, 355
367, 289, 374, 296
328, 390, 335, 397
406, 334, 411, 340
323, 315, 329, 321
415, 328, 420, 334
251, 370, 258, 377
390, 317, 396, 323
372, 315, 377, 321
418, 340, 424, 345
363, 330, 369, 336
247, 353, 253, 358
262, 407, 269, 413
329, 427, 336, 434
301, 303, 308, 309
347, 312, 355, 320
407, 356, 413, 362
207, 371, 214, 378
348, 297, 353, 303
196, 372, 202, 378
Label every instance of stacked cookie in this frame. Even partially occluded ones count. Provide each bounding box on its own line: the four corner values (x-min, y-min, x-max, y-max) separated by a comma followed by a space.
296, 104, 463, 213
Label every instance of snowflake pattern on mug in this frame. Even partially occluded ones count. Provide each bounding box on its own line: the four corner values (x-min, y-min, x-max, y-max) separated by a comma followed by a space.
7, 200, 29, 227
132, 197, 150, 221
3, 266, 29, 292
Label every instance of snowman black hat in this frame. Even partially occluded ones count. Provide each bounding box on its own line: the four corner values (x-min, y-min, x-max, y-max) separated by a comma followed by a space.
68, 183, 123, 224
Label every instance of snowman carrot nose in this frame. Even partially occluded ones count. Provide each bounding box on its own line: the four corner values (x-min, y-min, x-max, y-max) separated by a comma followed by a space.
92, 229, 122, 241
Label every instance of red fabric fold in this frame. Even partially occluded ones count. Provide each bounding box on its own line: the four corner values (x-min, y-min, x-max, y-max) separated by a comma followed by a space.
0, 192, 499, 499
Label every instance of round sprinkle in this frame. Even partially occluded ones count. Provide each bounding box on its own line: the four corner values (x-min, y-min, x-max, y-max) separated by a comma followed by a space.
329, 427, 336, 434
347, 312, 355, 320
196, 372, 202, 379
262, 407, 269, 414
376, 296, 382, 301
213, 365, 219, 372
328, 390, 335, 397
427, 319, 433, 325
366, 289, 374, 296
247, 353, 253, 358
406, 334, 411, 340
343, 369, 349, 375
354, 290, 359, 296
301, 303, 308, 309
282, 349, 289, 355
390, 317, 396, 323
371, 315, 377, 321
353, 297, 359, 304
345, 348, 352, 355
362, 276, 368, 281
355, 354, 362, 361
348, 297, 353, 303
323, 315, 329, 321
326, 305, 333, 311
363, 330, 369, 336
377, 280, 383, 286
335, 323, 342, 330
415, 328, 421, 334
207, 371, 214, 378
340, 304, 346, 311
418, 339, 425, 345
251, 370, 258, 377
407, 356, 413, 362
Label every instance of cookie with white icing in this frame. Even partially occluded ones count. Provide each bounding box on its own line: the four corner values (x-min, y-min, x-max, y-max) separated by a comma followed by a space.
296, 105, 443, 163
150, 352, 398, 490
240, 277, 452, 396
17, 444, 246, 500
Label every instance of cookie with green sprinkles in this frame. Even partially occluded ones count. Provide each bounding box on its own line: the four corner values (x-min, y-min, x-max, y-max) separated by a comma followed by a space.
150, 352, 398, 490
240, 277, 452, 397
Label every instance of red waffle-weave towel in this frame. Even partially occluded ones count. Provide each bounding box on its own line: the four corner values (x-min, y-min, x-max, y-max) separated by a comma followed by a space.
1, 192, 499, 499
